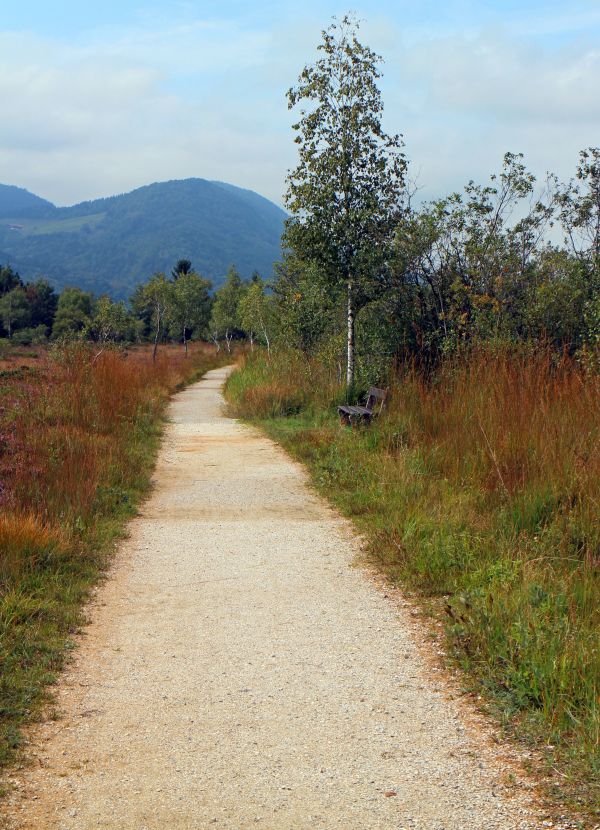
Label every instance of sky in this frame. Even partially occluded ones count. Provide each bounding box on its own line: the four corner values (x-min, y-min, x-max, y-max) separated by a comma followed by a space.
1, 1, 599, 208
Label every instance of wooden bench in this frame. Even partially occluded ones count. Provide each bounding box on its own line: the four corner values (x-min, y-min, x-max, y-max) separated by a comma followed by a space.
338, 387, 387, 427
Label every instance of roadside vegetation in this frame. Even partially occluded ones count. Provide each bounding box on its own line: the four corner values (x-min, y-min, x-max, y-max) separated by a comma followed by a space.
226, 348, 600, 818
0, 342, 228, 768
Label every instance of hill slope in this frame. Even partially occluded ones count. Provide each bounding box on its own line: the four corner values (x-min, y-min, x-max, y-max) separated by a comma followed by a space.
0, 184, 56, 220
0, 179, 286, 297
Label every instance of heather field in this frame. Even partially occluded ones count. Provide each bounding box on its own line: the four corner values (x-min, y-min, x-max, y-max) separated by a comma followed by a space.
225, 348, 600, 819
0, 343, 227, 769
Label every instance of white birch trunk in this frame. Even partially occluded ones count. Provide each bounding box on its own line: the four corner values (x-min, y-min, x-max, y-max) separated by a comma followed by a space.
347, 280, 355, 389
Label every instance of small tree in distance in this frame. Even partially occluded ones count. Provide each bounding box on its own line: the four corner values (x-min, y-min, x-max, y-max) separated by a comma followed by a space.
238, 277, 274, 355
88, 297, 136, 345
52, 288, 95, 340
209, 266, 244, 352
169, 270, 212, 355
0, 265, 21, 296
131, 273, 173, 361
171, 259, 193, 280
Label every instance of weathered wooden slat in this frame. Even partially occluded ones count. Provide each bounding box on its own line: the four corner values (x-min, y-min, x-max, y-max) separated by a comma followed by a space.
338, 387, 387, 427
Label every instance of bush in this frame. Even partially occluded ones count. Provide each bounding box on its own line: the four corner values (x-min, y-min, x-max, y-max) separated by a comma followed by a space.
11, 325, 48, 346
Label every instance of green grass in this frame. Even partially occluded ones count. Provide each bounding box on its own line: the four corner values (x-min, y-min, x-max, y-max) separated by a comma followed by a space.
225, 349, 600, 823
4, 213, 106, 236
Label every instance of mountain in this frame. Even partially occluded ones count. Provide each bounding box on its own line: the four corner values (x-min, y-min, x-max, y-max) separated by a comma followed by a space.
0, 179, 287, 298
0, 184, 56, 219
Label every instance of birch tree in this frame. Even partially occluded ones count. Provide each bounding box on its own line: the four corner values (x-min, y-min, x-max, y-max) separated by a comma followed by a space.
132, 273, 173, 361
284, 14, 407, 388
0, 287, 30, 338
238, 278, 274, 355
169, 270, 212, 355
209, 266, 244, 353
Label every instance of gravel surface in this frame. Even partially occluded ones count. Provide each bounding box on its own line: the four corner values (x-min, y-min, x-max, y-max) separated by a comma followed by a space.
2, 367, 553, 829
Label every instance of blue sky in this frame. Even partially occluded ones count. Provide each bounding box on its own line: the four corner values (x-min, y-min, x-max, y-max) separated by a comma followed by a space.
1, 1, 599, 207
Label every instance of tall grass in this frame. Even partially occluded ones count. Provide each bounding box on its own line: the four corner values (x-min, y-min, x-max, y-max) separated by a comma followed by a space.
0, 343, 227, 767
225, 349, 344, 417
226, 348, 600, 819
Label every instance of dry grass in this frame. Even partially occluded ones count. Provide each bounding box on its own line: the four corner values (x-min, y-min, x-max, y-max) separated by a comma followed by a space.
0, 342, 228, 767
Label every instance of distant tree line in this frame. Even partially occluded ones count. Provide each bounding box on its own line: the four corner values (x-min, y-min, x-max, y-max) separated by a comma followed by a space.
0, 257, 274, 358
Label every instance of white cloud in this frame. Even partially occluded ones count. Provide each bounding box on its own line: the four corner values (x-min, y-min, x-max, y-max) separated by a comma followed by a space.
0, 8, 598, 211
375, 24, 600, 201
403, 31, 600, 123
89, 18, 272, 76
503, 7, 600, 38
0, 22, 294, 206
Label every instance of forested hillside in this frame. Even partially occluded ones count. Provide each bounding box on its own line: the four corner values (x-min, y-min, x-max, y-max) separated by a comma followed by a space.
0, 179, 286, 298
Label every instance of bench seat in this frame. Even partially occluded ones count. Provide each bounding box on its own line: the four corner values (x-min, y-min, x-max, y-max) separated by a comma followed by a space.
338, 387, 387, 427
338, 405, 373, 417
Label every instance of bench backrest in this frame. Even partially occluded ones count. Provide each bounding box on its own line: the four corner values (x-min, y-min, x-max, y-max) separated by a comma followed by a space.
365, 387, 387, 415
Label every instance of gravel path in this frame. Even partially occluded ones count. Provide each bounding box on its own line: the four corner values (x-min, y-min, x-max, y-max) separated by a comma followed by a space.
3, 366, 548, 829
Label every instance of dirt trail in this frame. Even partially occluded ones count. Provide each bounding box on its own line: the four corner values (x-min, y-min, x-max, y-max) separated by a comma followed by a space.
3, 367, 547, 829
